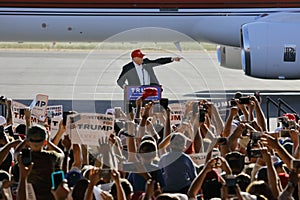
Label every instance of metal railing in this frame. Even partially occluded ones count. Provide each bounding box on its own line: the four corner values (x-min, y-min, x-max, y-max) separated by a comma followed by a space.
266, 96, 298, 131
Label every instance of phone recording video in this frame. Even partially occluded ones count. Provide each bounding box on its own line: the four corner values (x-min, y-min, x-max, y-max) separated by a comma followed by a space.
291, 159, 300, 169
21, 148, 32, 167
62, 111, 72, 126
250, 131, 262, 141
99, 169, 111, 181
160, 98, 169, 110
280, 129, 290, 137
229, 99, 237, 107
225, 176, 237, 196
128, 103, 133, 113
239, 96, 250, 104
199, 109, 206, 122
249, 149, 262, 158
51, 171, 65, 190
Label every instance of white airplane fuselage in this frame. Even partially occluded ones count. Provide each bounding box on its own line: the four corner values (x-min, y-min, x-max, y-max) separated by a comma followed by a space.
0, 7, 297, 46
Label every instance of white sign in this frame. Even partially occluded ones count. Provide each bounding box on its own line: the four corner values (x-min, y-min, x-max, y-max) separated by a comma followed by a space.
67, 113, 114, 146
169, 103, 185, 125
47, 105, 63, 139
30, 94, 48, 119
189, 151, 220, 167
12, 101, 27, 125
47, 105, 63, 119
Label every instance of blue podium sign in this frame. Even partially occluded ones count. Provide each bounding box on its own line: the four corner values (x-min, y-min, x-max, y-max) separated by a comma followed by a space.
125, 85, 162, 101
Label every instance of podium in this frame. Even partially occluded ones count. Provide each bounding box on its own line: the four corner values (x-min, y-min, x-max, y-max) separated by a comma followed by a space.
124, 85, 162, 113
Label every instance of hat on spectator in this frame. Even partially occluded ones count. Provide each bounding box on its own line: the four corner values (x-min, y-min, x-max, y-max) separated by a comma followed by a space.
66, 168, 83, 187
283, 113, 296, 121
283, 142, 293, 155
131, 49, 145, 58
105, 108, 114, 115
0, 116, 6, 126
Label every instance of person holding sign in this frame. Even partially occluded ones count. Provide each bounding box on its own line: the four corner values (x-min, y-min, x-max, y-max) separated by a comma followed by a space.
117, 49, 182, 89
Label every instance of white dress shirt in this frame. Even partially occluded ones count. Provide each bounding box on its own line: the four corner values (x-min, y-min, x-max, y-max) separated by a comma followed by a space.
134, 62, 150, 85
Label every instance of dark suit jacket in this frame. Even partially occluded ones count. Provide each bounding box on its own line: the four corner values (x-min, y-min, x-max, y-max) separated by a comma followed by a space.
117, 57, 173, 88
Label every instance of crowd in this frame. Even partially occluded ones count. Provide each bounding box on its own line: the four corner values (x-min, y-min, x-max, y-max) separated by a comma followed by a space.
0, 91, 299, 200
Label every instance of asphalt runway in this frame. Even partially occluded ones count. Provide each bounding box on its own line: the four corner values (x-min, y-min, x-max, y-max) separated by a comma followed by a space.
1, 48, 300, 118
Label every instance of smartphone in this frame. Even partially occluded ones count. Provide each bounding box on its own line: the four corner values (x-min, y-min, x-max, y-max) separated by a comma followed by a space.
217, 137, 227, 145
51, 171, 65, 190
214, 158, 221, 167
99, 169, 111, 181
128, 103, 133, 113
160, 98, 169, 110
291, 159, 300, 169
114, 107, 122, 118
199, 109, 206, 122
229, 99, 237, 107
62, 111, 71, 126
239, 96, 250, 104
250, 131, 262, 141
21, 148, 32, 167
280, 129, 290, 137
249, 149, 262, 158
242, 128, 248, 136
225, 176, 236, 196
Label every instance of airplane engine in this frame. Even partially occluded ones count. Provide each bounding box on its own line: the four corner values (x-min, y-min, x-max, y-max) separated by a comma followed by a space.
241, 20, 300, 79
217, 45, 242, 70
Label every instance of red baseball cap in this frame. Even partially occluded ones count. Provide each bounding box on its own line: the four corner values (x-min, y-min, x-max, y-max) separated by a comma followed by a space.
283, 113, 296, 121
131, 49, 145, 58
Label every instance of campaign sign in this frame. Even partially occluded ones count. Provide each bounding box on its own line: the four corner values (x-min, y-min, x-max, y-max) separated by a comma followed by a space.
67, 113, 114, 146
125, 85, 161, 101
47, 105, 63, 119
12, 101, 27, 125
189, 151, 220, 167
169, 103, 185, 125
30, 94, 48, 119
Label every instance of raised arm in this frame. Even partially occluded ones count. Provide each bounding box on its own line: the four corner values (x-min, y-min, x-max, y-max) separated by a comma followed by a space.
207, 102, 224, 136
262, 133, 295, 170
0, 140, 21, 166
250, 96, 267, 131
188, 157, 225, 198
16, 154, 34, 200
261, 147, 281, 197
5, 98, 13, 126
222, 106, 239, 137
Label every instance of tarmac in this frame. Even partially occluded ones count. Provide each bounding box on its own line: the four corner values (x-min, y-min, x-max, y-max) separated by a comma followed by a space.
1, 47, 300, 121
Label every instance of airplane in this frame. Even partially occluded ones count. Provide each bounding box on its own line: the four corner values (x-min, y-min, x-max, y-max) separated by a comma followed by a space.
1, 0, 300, 79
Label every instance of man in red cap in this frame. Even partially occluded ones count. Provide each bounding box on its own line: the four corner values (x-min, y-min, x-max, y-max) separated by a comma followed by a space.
117, 49, 181, 89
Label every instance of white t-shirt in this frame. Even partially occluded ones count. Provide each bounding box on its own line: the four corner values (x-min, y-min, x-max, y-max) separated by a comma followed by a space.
134, 62, 150, 85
